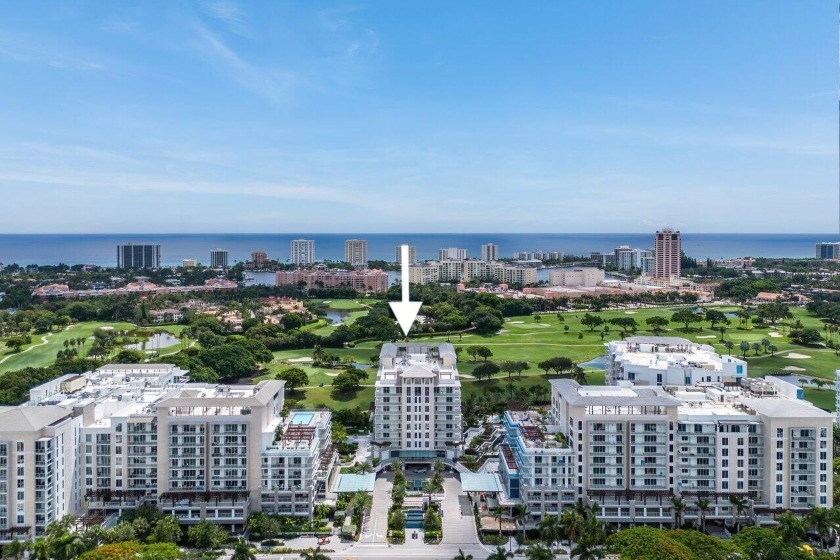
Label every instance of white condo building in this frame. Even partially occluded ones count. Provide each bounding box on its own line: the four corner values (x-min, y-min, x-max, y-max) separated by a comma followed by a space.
372, 343, 463, 463
438, 248, 468, 261
395, 245, 417, 265
0, 364, 337, 539
492, 378, 835, 528
409, 260, 536, 285
607, 337, 747, 387
548, 267, 604, 287
344, 239, 368, 267
291, 239, 315, 266
480, 243, 498, 262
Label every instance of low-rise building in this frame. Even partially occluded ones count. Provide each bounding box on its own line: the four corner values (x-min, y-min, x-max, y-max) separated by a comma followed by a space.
276, 267, 389, 293
548, 267, 604, 287
607, 336, 747, 387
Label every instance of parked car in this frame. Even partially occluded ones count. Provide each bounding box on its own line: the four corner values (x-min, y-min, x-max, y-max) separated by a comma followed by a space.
414, 467, 428, 473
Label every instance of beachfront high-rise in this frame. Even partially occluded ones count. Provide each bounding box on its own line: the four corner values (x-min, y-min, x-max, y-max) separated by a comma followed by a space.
438, 247, 468, 261
395, 245, 417, 265
210, 248, 229, 268
116, 244, 160, 269
344, 239, 368, 267
372, 343, 463, 463
654, 228, 681, 279
816, 242, 840, 260
291, 239, 315, 266
480, 243, 498, 262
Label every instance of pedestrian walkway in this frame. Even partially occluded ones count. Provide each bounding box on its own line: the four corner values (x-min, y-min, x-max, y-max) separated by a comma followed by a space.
360, 475, 392, 545
440, 475, 481, 547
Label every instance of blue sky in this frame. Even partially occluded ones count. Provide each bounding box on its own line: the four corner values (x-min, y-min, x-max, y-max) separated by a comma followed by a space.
0, 1, 836, 233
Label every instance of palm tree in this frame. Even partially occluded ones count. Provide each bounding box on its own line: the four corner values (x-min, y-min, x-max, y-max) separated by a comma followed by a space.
761, 338, 770, 353
491, 505, 506, 536
230, 539, 256, 560
768, 344, 778, 356
751, 342, 761, 356
739, 341, 750, 359
3, 539, 26, 560
728, 495, 747, 533
299, 547, 330, 560
452, 549, 474, 560
433, 458, 446, 473
537, 514, 559, 550
695, 498, 710, 534
570, 540, 605, 560
776, 511, 805, 547
486, 546, 513, 560
525, 543, 553, 560
353, 461, 374, 474
29, 539, 49, 560
513, 503, 528, 542
806, 506, 836, 550
724, 340, 734, 355
50, 532, 84, 560
671, 497, 685, 529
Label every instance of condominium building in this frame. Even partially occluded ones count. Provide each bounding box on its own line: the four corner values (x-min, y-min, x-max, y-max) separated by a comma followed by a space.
0, 364, 337, 540
182, 259, 198, 268
251, 252, 268, 268
290, 240, 315, 266
395, 245, 417, 265
816, 242, 840, 260
408, 260, 537, 285
438, 248, 468, 261
117, 244, 161, 269
654, 228, 681, 279
344, 239, 368, 267
210, 249, 229, 269
480, 243, 498, 262
513, 251, 564, 262
276, 267, 389, 293
372, 343, 463, 462
614, 246, 654, 271
548, 267, 604, 287
607, 337, 747, 387
517, 378, 836, 527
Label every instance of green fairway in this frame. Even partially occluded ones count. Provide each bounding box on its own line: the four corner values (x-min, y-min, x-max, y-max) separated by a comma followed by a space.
257, 304, 840, 413
802, 388, 836, 413
0, 321, 138, 373
313, 299, 377, 311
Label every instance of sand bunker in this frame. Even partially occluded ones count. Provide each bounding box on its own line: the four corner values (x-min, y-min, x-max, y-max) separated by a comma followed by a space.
324, 371, 339, 377
624, 311, 637, 314
768, 332, 783, 338
99, 326, 114, 330
786, 353, 812, 360
287, 357, 313, 363
783, 366, 807, 372
695, 335, 717, 339
509, 321, 525, 324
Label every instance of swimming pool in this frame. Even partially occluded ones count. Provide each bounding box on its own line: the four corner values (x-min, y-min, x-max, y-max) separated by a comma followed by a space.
291, 412, 314, 425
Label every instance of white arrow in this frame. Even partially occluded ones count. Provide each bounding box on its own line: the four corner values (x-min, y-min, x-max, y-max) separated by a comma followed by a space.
389, 244, 422, 336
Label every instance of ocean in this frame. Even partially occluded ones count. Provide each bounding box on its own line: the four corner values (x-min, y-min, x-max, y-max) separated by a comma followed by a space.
0, 233, 835, 267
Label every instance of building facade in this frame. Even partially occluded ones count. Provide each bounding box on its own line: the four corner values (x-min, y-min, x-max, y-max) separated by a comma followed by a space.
251, 252, 268, 268
210, 249, 229, 268
548, 267, 604, 287
438, 248, 468, 261
506, 378, 836, 528
480, 243, 498, 262
654, 229, 681, 279
276, 267, 389, 293
395, 245, 417, 265
117, 244, 161, 269
290, 240, 315, 266
344, 239, 368, 267
607, 337, 747, 387
408, 260, 536, 285
816, 242, 840, 260
372, 343, 463, 462
2, 364, 338, 540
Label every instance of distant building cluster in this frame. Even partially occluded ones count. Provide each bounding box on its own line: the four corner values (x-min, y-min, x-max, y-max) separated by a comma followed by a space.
32, 277, 237, 300
512, 250, 563, 261
548, 267, 604, 287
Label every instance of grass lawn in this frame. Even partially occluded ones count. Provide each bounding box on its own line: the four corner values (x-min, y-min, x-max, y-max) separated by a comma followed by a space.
0, 321, 139, 373
256, 304, 839, 413
802, 388, 836, 412
311, 299, 378, 311
313, 310, 368, 336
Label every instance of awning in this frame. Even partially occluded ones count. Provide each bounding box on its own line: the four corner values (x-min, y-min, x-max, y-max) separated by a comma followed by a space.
460, 472, 503, 493
335, 473, 375, 493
